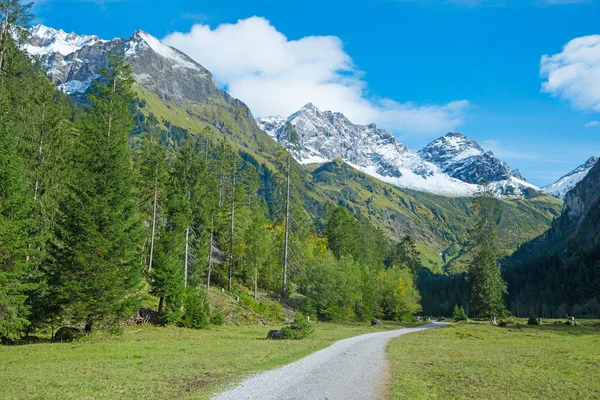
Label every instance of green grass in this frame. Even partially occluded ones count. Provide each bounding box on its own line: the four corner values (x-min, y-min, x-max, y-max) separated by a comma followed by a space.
388, 321, 600, 399
0, 322, 415, 400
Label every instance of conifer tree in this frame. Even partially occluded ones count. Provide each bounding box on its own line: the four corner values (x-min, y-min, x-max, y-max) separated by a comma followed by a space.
49, 53, 143, 332
468, 181, 508, 318
0, 71, 33, 341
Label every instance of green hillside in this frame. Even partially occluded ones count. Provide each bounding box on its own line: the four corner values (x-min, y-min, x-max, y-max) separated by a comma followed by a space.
133, 88, 562, 272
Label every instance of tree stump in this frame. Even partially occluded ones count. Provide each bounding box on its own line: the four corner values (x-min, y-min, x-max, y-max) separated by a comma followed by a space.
267, 330, 283, 340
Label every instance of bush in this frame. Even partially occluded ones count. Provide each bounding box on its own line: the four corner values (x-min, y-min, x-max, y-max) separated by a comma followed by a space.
527, 313, 540, 326
269, 301, 283, 322
182, 288, 210, 329
281, 312, 315, 340
211, 312, 225, 326
54, 327, 84, 342
452, 305, 468, 322
400, 313, 417, 323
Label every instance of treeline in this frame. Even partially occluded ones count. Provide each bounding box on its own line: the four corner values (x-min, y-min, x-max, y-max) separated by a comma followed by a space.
502, 228, 600, 318
0, 4, 422, 342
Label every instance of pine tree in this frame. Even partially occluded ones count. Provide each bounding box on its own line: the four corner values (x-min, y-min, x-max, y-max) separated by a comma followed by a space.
0, 0, 36, 341
0, 72, 33, 341
468, 181, 508, 318
49, 53, 143, 332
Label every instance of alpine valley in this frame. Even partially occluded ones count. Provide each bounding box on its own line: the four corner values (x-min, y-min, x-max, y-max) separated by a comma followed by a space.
24, 24, 589, 271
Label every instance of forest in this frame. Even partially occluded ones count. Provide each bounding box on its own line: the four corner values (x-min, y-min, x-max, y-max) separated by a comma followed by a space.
0, 5, 425, 341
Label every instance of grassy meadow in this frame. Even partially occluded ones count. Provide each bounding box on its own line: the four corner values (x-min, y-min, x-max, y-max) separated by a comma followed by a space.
388, 320, 600, 399
0, 322, 411, 400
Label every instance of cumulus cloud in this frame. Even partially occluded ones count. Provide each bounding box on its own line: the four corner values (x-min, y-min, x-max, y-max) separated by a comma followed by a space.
584, 120, 600, 128
163, 17, 469, 135
540, 35, 600, 111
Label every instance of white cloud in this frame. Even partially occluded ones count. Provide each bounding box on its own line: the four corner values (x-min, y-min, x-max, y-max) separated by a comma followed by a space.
163, 17, 469, 135
482, 140, 541, 160
584, 120, 600, 128
540, 35, 600, 111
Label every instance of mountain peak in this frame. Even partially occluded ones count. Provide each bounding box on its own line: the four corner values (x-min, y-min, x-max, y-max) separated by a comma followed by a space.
419, 132, 510, 184
584, 156, 599, 168
544, 156, 599, 199
300, 102, 320, 112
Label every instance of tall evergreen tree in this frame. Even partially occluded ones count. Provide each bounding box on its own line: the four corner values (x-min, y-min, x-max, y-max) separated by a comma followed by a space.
468, 181, 507, 318
0, 0, 37, 341
49, 53, 143, 332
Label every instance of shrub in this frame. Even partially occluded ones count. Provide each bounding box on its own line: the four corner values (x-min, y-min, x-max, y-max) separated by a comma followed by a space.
182, 288, 210, 329
400, 313, 417, 323
281, 312, 315, 340
211, 312, 225, 326
527, 313, 540, 326
452, 305, 468, 322
269, 301, 283, 322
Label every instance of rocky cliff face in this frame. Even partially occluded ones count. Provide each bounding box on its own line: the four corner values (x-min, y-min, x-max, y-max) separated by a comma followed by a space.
418, 132, 511, 184
23, 24, 264, 146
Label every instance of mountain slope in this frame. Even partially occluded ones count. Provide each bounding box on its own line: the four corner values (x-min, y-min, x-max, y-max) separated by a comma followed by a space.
543, 156, 598, 200
258, 104, 540, 198
305, 160, 562, 271
23, 24, 281, 164
503, 161, 600, 317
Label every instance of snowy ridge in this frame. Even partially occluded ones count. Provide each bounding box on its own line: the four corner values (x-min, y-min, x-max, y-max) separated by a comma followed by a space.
24, 24, 104, 56
544, 157, 598, 200
23, 25, 210, 96
257, 104, 541, 198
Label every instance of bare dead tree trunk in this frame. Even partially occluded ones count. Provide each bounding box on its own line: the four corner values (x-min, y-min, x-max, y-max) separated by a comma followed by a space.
184, 226, 190, 288
282, 149, 291, 297
254, 261, 258, 300
228, 156, 236, 292
184, 189, 191, 288
207, 214, 214, 290
148, 172, 158, 272
33, 102, 45, 201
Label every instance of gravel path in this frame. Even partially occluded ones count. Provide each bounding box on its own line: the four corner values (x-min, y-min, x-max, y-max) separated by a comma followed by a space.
211, 323, 443, 400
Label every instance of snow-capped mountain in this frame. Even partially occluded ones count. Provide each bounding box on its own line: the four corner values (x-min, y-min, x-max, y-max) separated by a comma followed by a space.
23, 25, 221, 104
419, 132, 511, 184
257, 104, 539, 197
544, 157, 598, 200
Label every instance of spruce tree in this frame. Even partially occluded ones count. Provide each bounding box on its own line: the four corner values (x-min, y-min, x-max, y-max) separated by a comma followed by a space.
49, 53, 143, 332
0, 73, 33, 341
468, 181, 508, 318
0, 0, 35, 340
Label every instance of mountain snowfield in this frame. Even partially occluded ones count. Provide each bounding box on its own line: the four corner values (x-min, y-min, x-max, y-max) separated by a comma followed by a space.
22, 24, 594, 200
543, 157, 599, 200
257, 104, 539, 197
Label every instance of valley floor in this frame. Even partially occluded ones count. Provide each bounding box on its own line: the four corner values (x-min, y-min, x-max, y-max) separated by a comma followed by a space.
0, 322, 414, 400
388, 320, 600, 399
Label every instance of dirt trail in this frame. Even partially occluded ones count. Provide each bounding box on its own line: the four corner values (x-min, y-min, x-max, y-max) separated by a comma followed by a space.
211, 323, 443, 400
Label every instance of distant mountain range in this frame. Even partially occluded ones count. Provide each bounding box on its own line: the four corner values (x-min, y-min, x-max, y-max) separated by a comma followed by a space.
258, 104, 538, 197
24, 24, 595, 200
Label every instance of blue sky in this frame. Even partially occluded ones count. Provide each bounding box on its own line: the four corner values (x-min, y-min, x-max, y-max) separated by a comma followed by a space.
33, 0, 600, 186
